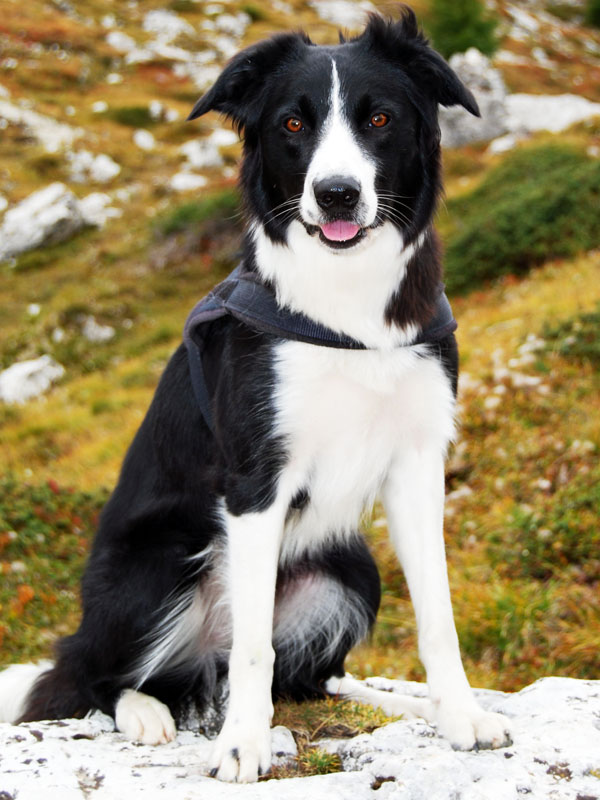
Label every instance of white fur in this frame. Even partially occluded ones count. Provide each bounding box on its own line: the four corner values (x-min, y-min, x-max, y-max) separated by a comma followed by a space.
300, 60, 378, 228
254, 222, 424, 349
325, 673, 434, 720
0, 661, 52, 723
273, 572, 371, 679
382, 448, 512, 749
274, 341, 455, 563
210, 500, 289, 782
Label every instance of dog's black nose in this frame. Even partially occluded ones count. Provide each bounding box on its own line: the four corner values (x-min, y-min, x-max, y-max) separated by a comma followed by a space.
314, 177, 360, 212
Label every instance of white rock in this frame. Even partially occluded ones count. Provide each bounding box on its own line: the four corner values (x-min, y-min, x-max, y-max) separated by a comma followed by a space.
0, 355, 65, 404
81, 316, 116, 344
0, 99, 82, 153
0, 194, 8, 214
0, 183, 86, 262
506, 93, 600, 134
91, 100, 108, 113
143, 9, 195, 42
179, 129, 237, 171
506, 4, 540, 34
106, 30, 137, 54
179, 139, 222, 169
67, 150, 121, 184
170, 172, 208, 192
214, 12, 251, 39
133, 129, 155, 151
0, 677, 599, 798
106, 72, 123, 85
440, 49, 509, 147
309, 0, 377, 28
79, 193, 122, 227
27, 303, 41, 317
149, 100, 163, 120
487, 132, 524, 155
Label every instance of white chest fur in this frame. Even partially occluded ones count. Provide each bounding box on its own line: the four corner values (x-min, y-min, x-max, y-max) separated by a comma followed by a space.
273, 341, 456, 562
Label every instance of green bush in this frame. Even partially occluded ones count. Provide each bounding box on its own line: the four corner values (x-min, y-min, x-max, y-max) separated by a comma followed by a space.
585, 0, 600, 27
442, 145, 600, 294
425, 0, 499, 58
156, 188, 240, 236
107, 106, 155, 128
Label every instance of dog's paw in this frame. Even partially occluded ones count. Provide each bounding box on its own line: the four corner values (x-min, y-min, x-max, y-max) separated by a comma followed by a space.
209, 720, 272, 783
436, 702, 512, 751
115, 689, 177, 745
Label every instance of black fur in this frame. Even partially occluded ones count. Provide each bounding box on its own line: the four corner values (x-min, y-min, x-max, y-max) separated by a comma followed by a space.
20, 9, 472, 727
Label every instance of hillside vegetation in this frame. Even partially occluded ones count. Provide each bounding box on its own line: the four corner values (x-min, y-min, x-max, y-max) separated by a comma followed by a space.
1, 0, 600, 767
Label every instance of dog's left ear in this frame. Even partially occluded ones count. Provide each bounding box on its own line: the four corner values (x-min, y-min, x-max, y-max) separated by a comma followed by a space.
361, 10, 480, 118
407, 47, 480, 117
188, 32, 311, 130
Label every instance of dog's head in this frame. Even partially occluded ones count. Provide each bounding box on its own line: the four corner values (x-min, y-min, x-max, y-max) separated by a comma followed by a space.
189, 8, 478, 252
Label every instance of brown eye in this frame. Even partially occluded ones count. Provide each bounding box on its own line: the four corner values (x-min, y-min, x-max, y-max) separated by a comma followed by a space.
285, 117, 303, 133
370, 113, 389, 128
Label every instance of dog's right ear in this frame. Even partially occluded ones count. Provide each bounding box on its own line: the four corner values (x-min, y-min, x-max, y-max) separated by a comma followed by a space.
187, 32, 311, 131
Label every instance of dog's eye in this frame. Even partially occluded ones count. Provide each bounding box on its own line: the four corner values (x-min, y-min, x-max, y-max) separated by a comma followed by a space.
369, 113, 389, 128
285, 117, 304, 133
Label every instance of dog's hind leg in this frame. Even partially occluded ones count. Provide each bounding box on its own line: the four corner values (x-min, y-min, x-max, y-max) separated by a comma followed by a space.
324, 673, 435, 721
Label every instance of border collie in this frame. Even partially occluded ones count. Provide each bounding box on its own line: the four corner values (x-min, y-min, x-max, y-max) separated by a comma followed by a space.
0, 9, 511, 782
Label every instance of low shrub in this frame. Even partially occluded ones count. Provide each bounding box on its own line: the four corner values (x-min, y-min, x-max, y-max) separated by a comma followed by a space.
156, 188, 241, 237
442, 145, 600, 294
107, 106, 155, 128
425, 0, 499, 59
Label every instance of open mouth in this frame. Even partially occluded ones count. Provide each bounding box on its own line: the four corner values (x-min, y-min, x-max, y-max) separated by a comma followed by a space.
305, 220, 366, 249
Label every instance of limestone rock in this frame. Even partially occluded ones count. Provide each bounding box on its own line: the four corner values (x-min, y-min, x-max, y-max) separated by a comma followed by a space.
0, 183, 86, 262
0, 677, 599, 798
0, 98, 82, 153
439, 49, 510, 148
506, 92, 600, 134
0, 356, 65, 404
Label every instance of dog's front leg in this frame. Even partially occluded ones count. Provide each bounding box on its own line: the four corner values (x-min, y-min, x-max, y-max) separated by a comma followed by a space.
209, 501, 286, 783
383, 447, 512, 750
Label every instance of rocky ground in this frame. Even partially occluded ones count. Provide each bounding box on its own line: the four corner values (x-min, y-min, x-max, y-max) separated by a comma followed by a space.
1, 0, 600, 796
1, 677, 600, 799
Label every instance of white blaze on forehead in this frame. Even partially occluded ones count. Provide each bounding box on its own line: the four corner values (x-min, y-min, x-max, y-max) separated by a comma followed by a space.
300, 58, 378, 227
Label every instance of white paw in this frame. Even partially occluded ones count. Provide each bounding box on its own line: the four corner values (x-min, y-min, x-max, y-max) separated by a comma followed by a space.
209, 720, 272, 783
436, 702, 512, 751
115, 689, 177, 745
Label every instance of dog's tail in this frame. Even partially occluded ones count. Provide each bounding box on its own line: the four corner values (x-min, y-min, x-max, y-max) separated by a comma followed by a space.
0, 662, 53, 723
0, 658, 90, 723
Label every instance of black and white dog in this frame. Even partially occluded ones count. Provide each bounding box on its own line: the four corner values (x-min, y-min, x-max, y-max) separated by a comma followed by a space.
0, 9, 511, 782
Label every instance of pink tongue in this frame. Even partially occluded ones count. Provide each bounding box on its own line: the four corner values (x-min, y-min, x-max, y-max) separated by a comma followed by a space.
319, 220, 361, 242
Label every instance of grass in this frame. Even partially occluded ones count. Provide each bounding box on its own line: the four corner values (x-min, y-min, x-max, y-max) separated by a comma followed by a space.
268, 697, 397, 778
